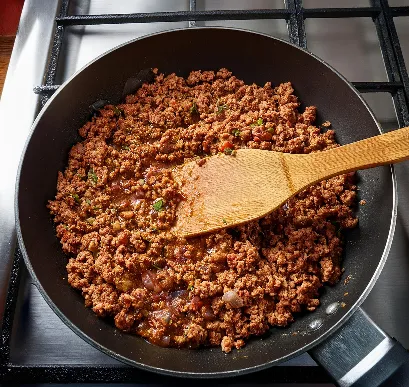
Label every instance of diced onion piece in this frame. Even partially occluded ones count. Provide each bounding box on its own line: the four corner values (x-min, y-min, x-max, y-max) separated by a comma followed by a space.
142, 272, 155, 290
222, 290, 244, 308
152, 310, 171, 324
159, 335, 170, 347
142, 270, 162, 293
203, 306, 216, 320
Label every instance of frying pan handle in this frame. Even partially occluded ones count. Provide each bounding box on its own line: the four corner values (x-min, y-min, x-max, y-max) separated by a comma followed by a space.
309, 307, 409, 386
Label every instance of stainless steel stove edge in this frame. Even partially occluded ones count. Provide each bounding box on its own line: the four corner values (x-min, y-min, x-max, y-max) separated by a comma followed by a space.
0, 0, 61, 320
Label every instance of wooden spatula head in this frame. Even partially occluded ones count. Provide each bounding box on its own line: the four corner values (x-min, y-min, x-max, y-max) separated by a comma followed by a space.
172, 149, 293, 237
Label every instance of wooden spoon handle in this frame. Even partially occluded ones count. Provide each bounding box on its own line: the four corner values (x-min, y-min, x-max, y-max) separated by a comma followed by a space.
286, 126, 409, 192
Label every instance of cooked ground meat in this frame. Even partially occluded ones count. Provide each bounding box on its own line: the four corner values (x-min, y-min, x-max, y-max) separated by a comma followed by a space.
48, 68, 357, 353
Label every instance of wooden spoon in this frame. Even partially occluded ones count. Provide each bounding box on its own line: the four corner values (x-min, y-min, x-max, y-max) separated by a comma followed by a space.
173, 126, 409, 238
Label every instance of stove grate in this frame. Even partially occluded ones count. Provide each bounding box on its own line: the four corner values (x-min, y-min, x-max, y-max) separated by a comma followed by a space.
1, 0, 408, 383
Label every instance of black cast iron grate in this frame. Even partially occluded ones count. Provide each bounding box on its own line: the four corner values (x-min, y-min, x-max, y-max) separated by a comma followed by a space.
1, 0, 409, 383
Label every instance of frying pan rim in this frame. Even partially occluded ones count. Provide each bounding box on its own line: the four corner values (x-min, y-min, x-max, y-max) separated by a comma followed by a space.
15, 26, 397, 378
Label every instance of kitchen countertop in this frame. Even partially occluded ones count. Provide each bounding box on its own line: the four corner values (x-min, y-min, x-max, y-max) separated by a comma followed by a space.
0, 36, 15, 96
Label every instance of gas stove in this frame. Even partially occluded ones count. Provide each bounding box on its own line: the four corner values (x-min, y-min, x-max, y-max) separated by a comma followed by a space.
0, 0, 408, 385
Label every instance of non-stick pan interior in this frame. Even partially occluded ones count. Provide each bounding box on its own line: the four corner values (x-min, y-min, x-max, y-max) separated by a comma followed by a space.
16, 28, 394, 376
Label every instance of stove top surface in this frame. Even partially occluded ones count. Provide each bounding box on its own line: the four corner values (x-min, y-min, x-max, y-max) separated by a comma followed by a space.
1, 0, 409, 385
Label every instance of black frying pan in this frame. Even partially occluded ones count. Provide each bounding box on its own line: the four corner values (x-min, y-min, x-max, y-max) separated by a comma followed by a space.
15, 28, 409, 386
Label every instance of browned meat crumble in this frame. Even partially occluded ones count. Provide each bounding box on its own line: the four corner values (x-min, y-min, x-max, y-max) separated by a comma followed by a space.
48, 68, 358, 353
